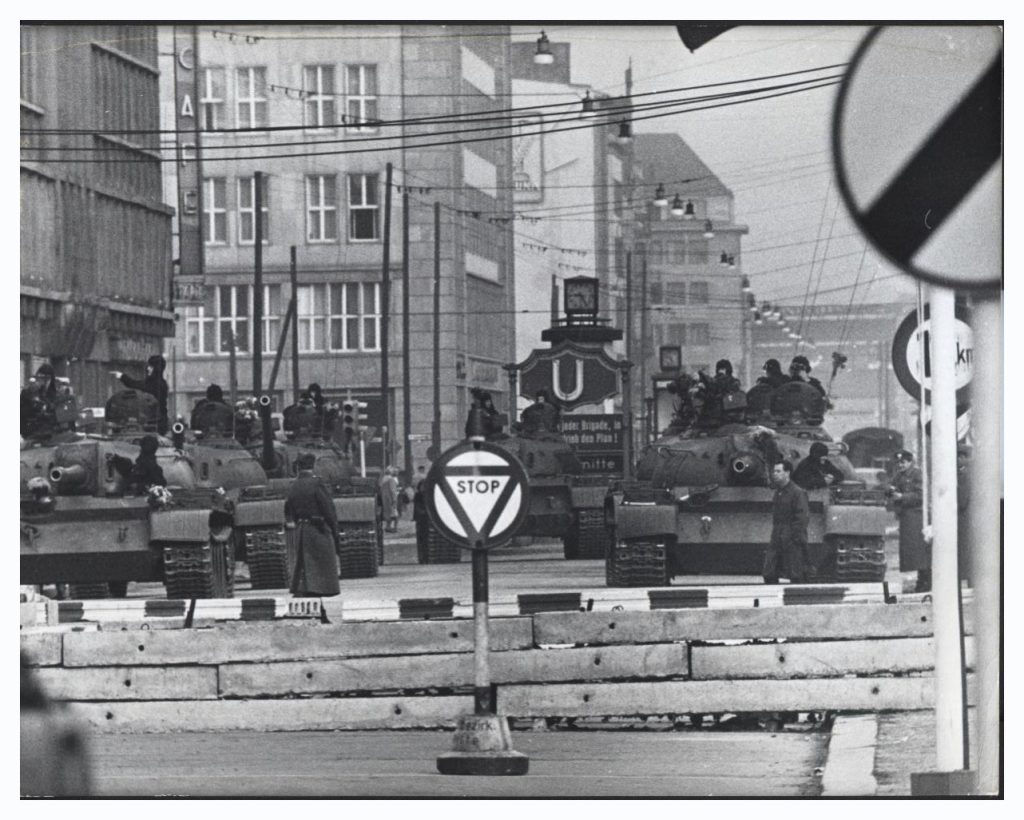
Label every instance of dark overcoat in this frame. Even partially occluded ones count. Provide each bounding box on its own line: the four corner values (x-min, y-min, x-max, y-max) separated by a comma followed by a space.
284, 471, 340, 597
764, 479, 810, 582
891, 465, 926, 571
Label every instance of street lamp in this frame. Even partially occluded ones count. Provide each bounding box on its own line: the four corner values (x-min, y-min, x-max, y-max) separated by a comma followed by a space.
682, 200, 696, 220
702, 219, 714, 239
617, 120, 633, 144
580, 91, 597, 118
653, 184, 668, 208
741, 275, 751, 293
670, 194, 685, 217
534, 31, 554, 65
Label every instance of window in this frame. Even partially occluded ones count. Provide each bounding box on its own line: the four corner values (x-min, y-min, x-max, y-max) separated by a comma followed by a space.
329, 282, 380, 351
203, 177, 227, 244
238, 176, 269, 244
236, 67, 267, 129
348, 174, 379, 241
346, 64, 378, 129
261, 285, 282, 354
689, 281, 709, 304
184, 289, 217, 355
218, 285, 250, 352
663, 280, 687, 304
200, 68, 225, 131
689, 323, 711, 346
303, 65, 336, 128
297, 284, 327, 351
648, 280, 663, 304
306, 175, 338, 242
660, 322, 687, 347
20, 27, 38, 104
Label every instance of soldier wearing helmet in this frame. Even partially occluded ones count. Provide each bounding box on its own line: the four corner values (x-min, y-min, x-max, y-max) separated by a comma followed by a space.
697, 359, 743, 425
20, 363, 59, 438
788, 355, 827, 397
757, 358, 788, 389
112, 355, 169, 434
792, 441, 845, 490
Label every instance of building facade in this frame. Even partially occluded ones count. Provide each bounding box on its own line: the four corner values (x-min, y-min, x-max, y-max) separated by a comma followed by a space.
20, 25, 175, 405
160, 24, 516, 473
630, 133, 749, 438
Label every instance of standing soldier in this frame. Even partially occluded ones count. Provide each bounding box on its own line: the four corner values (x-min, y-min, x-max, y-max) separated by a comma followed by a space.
112, 354, 169, 435
284, 452, 341, 598
890, 449, 928, 592
763, 460, 811, 584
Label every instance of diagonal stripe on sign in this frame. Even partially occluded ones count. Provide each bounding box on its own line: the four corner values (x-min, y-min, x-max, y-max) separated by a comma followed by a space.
436, 479, 477, 540
479, 477, 520, 540
444, 476, 510, 532
861, 50, 1002, 266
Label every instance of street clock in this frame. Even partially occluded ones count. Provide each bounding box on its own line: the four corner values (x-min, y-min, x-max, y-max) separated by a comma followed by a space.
659, 345, 682, 372
563, 276, 599, 317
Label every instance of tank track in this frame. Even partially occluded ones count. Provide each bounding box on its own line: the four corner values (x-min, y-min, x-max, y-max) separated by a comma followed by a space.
576, 509, 609, 560
606, 539, 669, 588
244, 526, 289, 590
423, 525, 461, 564
829, 535, 887, 583
161, 541, 234, 599
338, 526, 379, 579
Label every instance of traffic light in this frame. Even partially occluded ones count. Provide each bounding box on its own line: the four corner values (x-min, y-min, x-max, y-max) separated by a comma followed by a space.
342, 400, 369, 439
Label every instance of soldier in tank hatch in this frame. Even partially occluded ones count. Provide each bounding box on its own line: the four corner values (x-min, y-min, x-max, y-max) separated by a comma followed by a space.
698, 359, 743, 425
787, 355, 826, 398
21, 363, 59, 438
757, 358, 788, 389
792, 441, 845, 490
112, 355, 169, 434
190, 384, 233, 435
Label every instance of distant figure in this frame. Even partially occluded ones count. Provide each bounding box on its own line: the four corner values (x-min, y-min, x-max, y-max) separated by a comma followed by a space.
190, 384, 233, 435
113, 355, 169, 434
21, 363, 59, 438
283, 391, 319, 437
787, 355, 827, 398
412, 465, 430, 562
130, 434, 166, 493
307, 383, 338, 439
665, 372, 698, 432
379, 466, 400, 533
284, 452, 340, 598
466, 387, 504, 439
957, 445, 972, 585
698, 359, 743, 425
792, 442, 845, 490
763, 460, 811, 584
757, 359, 788, 389
890, 449, 927, 592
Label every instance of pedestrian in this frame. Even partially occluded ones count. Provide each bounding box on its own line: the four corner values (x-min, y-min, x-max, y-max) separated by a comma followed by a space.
283, 452, 340, 598
889, 449, 928, 592
412, 465, 430, 562
792, 442, 845, 490
379, 465, 400, 533
763, 460, 811, 584
113, 354, 169, 434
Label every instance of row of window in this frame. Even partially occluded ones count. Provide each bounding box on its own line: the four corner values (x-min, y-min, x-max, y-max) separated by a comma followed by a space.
655, 322, 712, 348
647, 238, 711, 266
204, 173, 380, 245
183, 282, 381, 356
200, 64, 378, 130
648, 280, 710, 305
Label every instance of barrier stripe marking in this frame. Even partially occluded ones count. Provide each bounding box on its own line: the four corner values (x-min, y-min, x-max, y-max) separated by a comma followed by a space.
240, 599, 277, 621
517, 592, 582, 615
144, 600, 187, 618
783, 586, 848, 606
861, 51, 1002, 265
58, 602, 83, 623
648, 588, 710, 610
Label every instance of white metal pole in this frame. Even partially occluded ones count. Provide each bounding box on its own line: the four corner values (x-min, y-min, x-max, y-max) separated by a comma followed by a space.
970, 293, 1001, 794
927, 284, 965, 771
917, 281, 931, 534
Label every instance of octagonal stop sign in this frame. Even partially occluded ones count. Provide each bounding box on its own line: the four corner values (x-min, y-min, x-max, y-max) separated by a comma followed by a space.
424, 441, 530, 551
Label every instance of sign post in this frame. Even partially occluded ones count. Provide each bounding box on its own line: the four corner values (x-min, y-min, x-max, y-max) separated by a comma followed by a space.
834, 25, 1002, 795
425, 424, 530, 776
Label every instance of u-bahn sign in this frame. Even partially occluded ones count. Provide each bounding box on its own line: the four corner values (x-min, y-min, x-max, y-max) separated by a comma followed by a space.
891, 304, 973, 413
517, 341, 621, 411
833, 26, 1002, 290
424, 442, 530, 551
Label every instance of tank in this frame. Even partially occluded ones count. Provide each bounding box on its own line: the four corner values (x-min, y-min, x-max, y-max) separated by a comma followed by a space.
421, 397, 615, 563
20, 389, 235, 600
605, 380, 891, 587
233, 395, 381, 587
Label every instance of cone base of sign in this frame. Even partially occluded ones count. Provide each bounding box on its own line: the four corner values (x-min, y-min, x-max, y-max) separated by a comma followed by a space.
436, 713, 529, 776
910, 770, 977, 796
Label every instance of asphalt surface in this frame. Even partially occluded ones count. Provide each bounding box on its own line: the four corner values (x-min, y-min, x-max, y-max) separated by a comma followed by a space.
86, 726, 830, 797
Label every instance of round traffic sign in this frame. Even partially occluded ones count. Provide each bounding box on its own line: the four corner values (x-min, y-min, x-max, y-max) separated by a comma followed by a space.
424, 441, 530, 551
891, 304, 973, 411
832, 26, 1002, 290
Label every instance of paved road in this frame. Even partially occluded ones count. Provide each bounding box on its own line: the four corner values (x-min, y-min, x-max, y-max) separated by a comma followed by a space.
87, 727, 828, 797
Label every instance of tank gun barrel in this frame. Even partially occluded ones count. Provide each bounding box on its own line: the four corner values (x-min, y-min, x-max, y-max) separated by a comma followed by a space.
730, 452, 766, 485
49, 463, 88, 491
257, 395, 275, 471
171, 421, 186, 450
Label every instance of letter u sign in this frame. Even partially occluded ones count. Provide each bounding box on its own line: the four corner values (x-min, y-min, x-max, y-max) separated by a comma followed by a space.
552, 357, 584, 402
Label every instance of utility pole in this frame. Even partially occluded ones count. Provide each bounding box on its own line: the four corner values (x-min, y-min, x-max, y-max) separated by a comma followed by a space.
432, 201, 442, 456
402, 189, 412, 484
253, 170, 264, 397
290, 246, 299, 403
380, 163, 393, 472
639, 252, 648, 446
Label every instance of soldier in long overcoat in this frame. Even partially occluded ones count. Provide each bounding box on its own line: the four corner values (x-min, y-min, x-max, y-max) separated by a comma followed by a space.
763, 460, 811, 583
889, 449, 928, 591
284, 452, 340, 597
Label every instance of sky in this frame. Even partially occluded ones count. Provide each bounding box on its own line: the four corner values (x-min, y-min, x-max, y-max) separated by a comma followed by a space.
515, 22, 990, 312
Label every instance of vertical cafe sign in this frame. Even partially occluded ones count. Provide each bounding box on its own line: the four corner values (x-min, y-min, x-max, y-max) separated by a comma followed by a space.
173, 26, 203, 277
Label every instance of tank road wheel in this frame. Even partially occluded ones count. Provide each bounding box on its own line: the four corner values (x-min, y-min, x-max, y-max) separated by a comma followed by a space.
244, 526, 290, 590
605, 538, 670, 588
337, 526, 379, 579
829, 535, 887, 583
67, 583, 112, 600
424, 524, 461, 564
